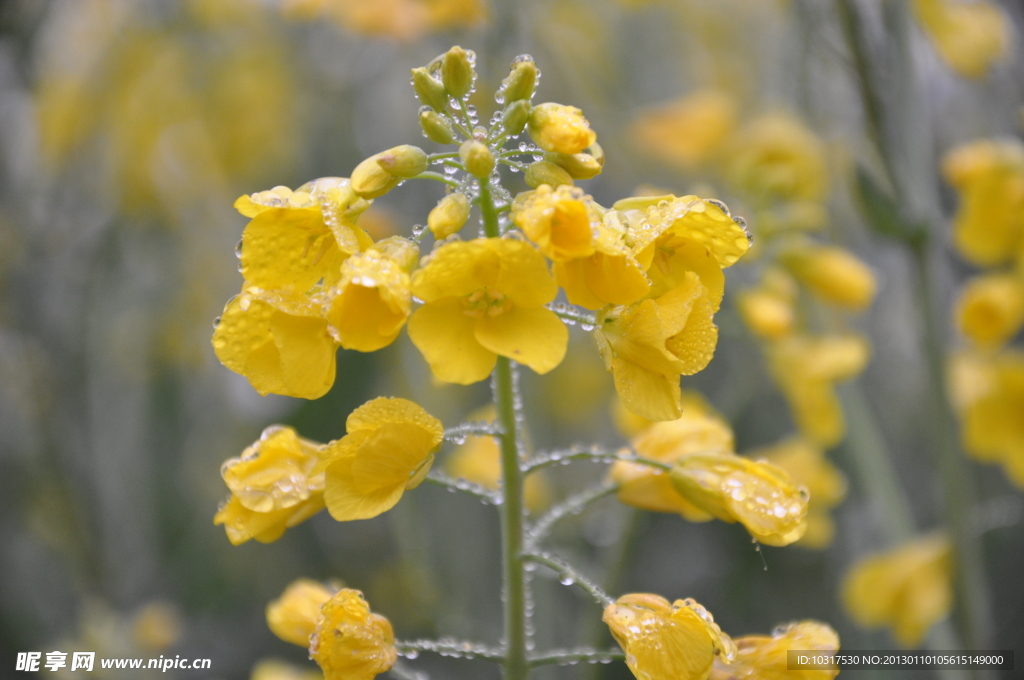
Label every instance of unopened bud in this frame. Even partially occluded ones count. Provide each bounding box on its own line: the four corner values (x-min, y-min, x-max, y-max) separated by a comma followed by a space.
410, 67, 448, 111
501, 56, 538, 103
528, 102, 597, 155
377, 145, 428, 178
501, 100, 531, 137
419, 107, 455, 145
525, 160, 574, 188
544, 147, 603, 180
428, 192, 471, 239
351, 154, 400, 199
370, 236, 419, 271
441, 46, 475, 99
460, 140, 495, 178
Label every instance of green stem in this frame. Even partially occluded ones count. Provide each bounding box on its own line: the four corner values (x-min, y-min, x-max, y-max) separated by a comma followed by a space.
479, 180, 501, 238
521, 552, 614, 606
423, 471, 501, 505
523, 447, 671, 474
413, 171, 460, 187
529, 649, 624, 668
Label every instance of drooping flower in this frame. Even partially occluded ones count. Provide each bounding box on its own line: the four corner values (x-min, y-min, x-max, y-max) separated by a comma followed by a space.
670, 453, 809, 546
711, 621, 840, 680
528, 103, 597, 155
629, 90, 738, 171
407, 238, 568, 384
603, 594, 735, 680
610, 392, 732, 521
212, 288, 339, 399
751, 438, 847, 549
325, 237, 417, 352
841, 534, 952, 647
309, 589, 397, 680
214, 426, 327, 544
767, 334, 870, 448
316, 398, 444, 521
912, 0, 1010, 79
942, 139, 1024, 267
266, 579, 337, 646
510, 184, 598, 262
955, 272, 1024, 349
779, 243, 876, 312
724, 114, 828, 204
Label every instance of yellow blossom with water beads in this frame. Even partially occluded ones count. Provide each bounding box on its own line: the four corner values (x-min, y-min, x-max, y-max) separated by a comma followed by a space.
710, 621, 840, 680
528, 103, 598, 155
603, 594, 736, 680
408, 238, 568, 384
610, 393, 731, 521
310, 589, 397, 680
841, 534, 952, 647
316, 397, 444, 521
670, 454, 809, 546
510, 184, 597, 262
266, 579, 336, 646
912, 0, 1009, 79
214, 426, 326, 545
955, 272, 1024, 349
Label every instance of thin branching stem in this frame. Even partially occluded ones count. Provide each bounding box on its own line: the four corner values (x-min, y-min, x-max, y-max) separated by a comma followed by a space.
523, 446, 671, 475
526, 483, 618, 547
423, 471, 501, 505
521, 552, 614, 607
528, 649, 625, 668
413, 171, 460, 187
396, 640, 506, 663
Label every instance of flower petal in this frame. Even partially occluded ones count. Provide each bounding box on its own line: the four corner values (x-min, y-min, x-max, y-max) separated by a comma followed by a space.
411, 240, 498, 303
407, 298, 497, 384
474, 306, 568, 374
611, 356, 681, 421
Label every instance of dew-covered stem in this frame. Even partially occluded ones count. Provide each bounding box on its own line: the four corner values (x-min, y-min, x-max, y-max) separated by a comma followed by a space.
521, 552, 613, 607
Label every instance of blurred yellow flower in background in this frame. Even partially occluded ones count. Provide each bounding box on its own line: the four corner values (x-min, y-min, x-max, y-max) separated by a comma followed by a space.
912, 0, 1010, 79
780, 243, 877, 312
603, 594, 735, 680
251, 659, 323, 680
282, 0, 486, 40
737, 268, 798, 341
317, 397, 444, 521
841, 534, 952, 647
942, 138, 1024, 267
630, 90, 738, 171
751, 439, 847, 549
711, 620, 840, 680
132, 602, 183, 652
310, 589, 397, 680
267, 579, 337, 646
408, 238, 567, 384
215, 426, 327, 544
955, 272, 1024, 349
724, 114, 828, 204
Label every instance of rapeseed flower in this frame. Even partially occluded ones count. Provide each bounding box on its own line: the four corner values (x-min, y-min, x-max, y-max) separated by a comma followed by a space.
408, 238, 568, 384
955, 272, 1024, 349
282, 0, 485, 41
752, 439, 847, 549
610, 393, 732, 521
737, 268, 798, 340
310, 589, 397, 680
841, 534, 952, 647
768, 334, 870, 447
528, 103, 597, 155
214, 426, 326, 544
942, 139, 1024, 267
267, 579, 337, 646
670, 453, 809, 546
251, 659, 323, 680
510, 185, 598, 262
315, 398, 443, 521
912, 0, 1009, 79
603, 594, 735, 680
711, 621, 840, 680
629, 90, 738, 171
780, 244, 876, 312
724, 115, 828, 204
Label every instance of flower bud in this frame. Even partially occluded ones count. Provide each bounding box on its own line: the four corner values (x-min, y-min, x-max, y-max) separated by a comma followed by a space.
501, 100, 531, 136
419, 107, 455, 145
500, 56, 538, 103
376, 145, 428, 178
460, 139, 495, 178
351, 154, 400, 199
528, 102, 597, 154
525, 160, 574, 188
441, 46, 474, 99
544, 147, 603, 180
370, 236, 420, 271
428, 192, 471, 239
410, 67, 448, 111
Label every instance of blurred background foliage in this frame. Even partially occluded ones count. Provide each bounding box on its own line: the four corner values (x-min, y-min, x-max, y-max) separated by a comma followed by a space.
0, 0, 1022, 678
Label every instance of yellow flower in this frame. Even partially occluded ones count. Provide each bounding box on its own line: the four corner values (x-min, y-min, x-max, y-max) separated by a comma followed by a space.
912, 0, 1009, 79
553, 210, 651, 309
768, 335, 870, 448
955, 272, 1024, 349
310, 589, 397, 680
234, 178, 373, 293
132, 602, 182, 652
780, 244, 876, 312
266, 579, 336, 647
408, 238, 568, 384
612, 396, 656, 439
725, 114, 828, 203
603, 594, 735, 680
955, 350, 1024, 487
737, 268, 798, 340
670, 454, 809, 546
711, 621, 840, 680
317, 397, 444, 521
751, 439, 847, 549
282, 0, 485, 40
445, 407, 551, 512
528, 103, 598, 155
594, 273, 718, 422
629, 90, 738, 171
251, 659, 323, 680
841, 534, 952, 647
942, 139, 1024, 267
325, 237, 417, 352
212, 288, 339, 399
610, 393, 732, 521
214, 426, 326, 545
510, 185, 598, 262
